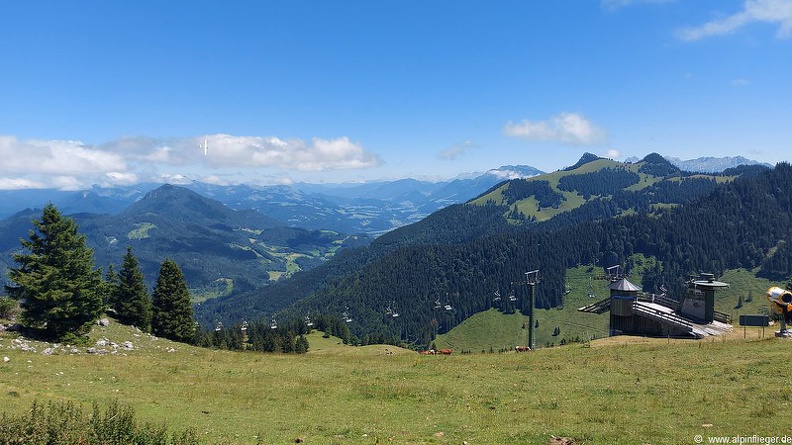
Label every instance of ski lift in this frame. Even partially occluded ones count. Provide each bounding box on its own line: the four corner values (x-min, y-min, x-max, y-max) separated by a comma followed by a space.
444, 303, 453, 311
493, 290, 501, 302
434, 299, 442, 309
564, 283, 571, 295
587, 277, 596, 299
508, 291, 517, 302
386, 303, 399, 318
305, 315, 313, 327
214, 321, 223, 332
343, 309, 352, 323
240, 320, 248, 332
270, 317, 278, 329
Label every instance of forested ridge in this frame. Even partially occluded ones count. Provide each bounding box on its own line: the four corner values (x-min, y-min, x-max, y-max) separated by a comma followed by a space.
197, 155, 790, 347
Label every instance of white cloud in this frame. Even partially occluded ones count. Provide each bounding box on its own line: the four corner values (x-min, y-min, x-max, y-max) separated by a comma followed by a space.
0, 136, 127, 175
438, 141, 480, 160
104, 171, 139, 185
503, 113, 607, 145
51, 176, 84, 191
605, 149, 621, 159
677, 0, 792, 41
204, 134, 381, 171
0, 133, 381, 190
731, 78, 750, 86
0, 178, 47, 190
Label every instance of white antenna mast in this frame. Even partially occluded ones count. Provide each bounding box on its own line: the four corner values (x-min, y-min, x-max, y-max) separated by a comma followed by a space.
200, 139, 209, 156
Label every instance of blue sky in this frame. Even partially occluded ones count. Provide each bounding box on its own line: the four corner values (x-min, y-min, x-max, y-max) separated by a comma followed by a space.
1, 0, 791, 189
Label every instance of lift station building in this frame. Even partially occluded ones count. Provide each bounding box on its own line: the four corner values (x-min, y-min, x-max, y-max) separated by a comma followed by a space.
580, 273, 732, 338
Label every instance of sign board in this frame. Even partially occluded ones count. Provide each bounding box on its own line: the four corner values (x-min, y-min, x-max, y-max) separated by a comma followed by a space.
739, 314, 770, 327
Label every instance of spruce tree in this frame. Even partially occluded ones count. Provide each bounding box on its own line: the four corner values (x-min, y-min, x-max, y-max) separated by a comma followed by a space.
151, 259, 195, 343
113, 246, 152, 332
5, 204, 103, 341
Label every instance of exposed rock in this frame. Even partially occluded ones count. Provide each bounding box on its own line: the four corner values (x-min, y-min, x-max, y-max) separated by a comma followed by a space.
123, 341, 133, 350
98, 318, 110, 327
3, 356, 9, 363
549, 436, 578, 445
12, 338, 35, 352
42, 348, 54, 355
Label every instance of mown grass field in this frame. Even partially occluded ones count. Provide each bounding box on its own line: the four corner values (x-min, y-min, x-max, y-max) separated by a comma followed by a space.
1, 318, 791, 445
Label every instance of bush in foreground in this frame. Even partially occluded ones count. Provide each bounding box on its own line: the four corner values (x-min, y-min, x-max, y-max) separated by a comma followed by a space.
0, 400, 199, 445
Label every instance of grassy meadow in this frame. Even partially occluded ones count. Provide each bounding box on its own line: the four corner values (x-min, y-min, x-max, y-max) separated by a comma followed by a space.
1, 318, 791, 445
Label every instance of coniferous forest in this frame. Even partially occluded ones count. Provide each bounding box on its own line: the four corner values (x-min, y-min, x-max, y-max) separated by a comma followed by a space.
197, 158, 792, 347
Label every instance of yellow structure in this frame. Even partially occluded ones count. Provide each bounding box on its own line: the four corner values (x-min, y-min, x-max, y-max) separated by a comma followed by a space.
767, 286, 792, 334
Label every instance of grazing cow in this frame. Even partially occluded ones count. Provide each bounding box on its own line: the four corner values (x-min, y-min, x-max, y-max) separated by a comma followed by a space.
437, 348, 453, 355
515, 345, 531, 352
419, 349, 435, 355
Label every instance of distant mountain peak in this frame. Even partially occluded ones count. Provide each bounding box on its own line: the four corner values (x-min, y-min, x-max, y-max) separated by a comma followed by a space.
665, 155, 772, 173
564, 152, 602, 171
638, 152, 680, 177
123, 183, 279, 228
484, 165, 544, 180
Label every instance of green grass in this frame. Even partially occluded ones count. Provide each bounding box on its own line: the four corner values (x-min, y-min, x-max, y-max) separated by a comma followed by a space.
191, 278, 234, 304
433, 309, 528, 352
1, 318, 790, 444
127, 222, 157, 240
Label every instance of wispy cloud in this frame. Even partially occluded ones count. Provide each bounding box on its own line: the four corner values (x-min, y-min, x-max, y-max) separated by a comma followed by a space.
0, 136, 128, 175
677, 0, 792, 41
0, 134, 382, 190
438, 141, 480, 160
200, 135, 381, 171
503, 112, 607, 145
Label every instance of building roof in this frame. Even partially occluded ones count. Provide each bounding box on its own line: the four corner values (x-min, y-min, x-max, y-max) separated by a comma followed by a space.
609, 278, 640, 292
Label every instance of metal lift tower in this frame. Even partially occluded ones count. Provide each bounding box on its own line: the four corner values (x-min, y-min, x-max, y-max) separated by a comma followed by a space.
525, 269, 540, 350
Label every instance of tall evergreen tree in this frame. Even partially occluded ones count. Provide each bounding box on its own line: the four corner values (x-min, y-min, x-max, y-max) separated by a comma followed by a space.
113, 246, 152, 332
5, 204, 103, 341
151, 259, 195, 343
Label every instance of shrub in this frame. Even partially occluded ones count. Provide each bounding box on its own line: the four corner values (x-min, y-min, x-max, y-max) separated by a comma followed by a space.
0, 296, 19, 321
0, 400, 199, 445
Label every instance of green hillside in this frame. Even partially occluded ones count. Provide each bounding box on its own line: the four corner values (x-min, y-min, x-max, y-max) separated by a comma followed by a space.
470, 154, 719, 223
209, 159, 789, 347
1, 320, 789, 444
436, 264, 786, 352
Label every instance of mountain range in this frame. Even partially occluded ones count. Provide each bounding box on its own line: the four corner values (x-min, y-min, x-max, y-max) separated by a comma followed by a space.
0, 185, 370, 298
665, 155, 773, 173
0, 165, 544, 235
0, 153, 782, 346
193, 153, 785, 346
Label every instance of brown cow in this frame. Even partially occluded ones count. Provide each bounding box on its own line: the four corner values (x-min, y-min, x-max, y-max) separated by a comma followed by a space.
515, 345, 531, 352
437, 348, 453, 355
